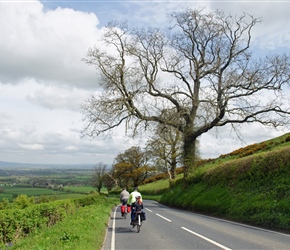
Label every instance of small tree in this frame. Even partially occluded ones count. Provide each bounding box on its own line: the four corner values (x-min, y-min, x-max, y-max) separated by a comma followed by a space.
102, 173, 115, 192
146, 124, 183, 180
112, 146, 155, 187
91, 163, 107, 193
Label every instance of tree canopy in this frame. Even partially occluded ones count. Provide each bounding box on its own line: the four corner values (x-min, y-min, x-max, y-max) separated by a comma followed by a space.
112, 146, 155, 187
82, 8, 290, 178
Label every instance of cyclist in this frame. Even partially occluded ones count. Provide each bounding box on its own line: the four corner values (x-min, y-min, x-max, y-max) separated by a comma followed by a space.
127, 187, 142, 225
120, 187, 129, 215
132, 195, 143, 221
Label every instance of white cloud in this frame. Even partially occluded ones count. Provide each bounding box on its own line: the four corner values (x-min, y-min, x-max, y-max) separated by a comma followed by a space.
0, 0, 289, 166
26, 84, 90, 111
0, 1, 100, 88
19, 143, 44, 150
209, 1, 290, 50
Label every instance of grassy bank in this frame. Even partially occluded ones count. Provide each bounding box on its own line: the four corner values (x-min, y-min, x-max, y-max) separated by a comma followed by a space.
160, 145, 290, 232
5, 195, 118, 250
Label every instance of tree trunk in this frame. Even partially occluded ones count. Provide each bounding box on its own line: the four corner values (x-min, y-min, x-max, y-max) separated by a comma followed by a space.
167, 167, 172, 180
183, 132, 197, 179
170, 157, 177, 180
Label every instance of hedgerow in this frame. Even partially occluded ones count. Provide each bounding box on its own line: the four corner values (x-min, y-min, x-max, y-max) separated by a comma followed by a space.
160, 146, 290, 231
0, 193, 101, 245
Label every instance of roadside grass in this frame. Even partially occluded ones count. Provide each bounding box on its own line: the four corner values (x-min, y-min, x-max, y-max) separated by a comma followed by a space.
139, 178, 170, 193
135, 133, 290, 231
10, 196, 119, 250
160, 145, 290, 231
2, 132, 290, 249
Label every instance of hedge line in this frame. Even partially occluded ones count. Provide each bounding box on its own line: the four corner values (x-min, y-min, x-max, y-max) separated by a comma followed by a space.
0, 194, 102, 245
160, 147, 290, 231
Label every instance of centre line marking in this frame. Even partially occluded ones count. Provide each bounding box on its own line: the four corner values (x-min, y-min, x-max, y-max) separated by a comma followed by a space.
156, 213, 172, 222
181, 227, 232, 250
145, 208, 152, 212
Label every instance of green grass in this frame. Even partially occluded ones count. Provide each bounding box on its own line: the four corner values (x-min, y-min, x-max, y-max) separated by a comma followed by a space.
0, 186, 95, 201
52, 193, 88, 200
139, 178, 170, 192
4, 187, 66, 196
63, 186, 97, 193
135, 133, 290, 232
0, 193, 13, 200
2, 132, 290, 249
160, 142, 290, 231
10, 196, 119, 250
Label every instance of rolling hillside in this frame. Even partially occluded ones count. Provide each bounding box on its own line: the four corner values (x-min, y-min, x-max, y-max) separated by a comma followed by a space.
144, 133, 290, 232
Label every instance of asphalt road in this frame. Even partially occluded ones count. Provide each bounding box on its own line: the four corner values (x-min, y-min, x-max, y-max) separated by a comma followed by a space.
102, 200, 290, 250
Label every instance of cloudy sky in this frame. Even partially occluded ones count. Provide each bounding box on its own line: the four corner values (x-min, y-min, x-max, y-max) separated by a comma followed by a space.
0, 0, 289, 166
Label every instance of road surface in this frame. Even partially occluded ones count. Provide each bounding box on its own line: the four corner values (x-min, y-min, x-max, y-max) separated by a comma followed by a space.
102, 200, 290, 250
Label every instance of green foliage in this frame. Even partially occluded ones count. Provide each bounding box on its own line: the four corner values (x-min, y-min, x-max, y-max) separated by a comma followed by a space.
141, 167, 184, 185
160, 145, 290, 231
0, 193, 112, 246
1, 133, 290, 249
13, 194, 35, 209
9, 196, 118, 250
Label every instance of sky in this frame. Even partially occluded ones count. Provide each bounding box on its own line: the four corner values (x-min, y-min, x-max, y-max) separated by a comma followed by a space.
0, 0, 290, 166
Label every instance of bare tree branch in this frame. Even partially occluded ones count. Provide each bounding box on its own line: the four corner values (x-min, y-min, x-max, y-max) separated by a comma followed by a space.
81, 8, 290, 177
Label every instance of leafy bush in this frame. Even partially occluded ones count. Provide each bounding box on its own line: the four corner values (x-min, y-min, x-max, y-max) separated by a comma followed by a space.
10, 197, 118, 250
0, 193, 104, 245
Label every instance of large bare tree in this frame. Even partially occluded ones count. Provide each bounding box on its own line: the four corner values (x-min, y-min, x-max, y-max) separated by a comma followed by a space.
82, 9, 290, 178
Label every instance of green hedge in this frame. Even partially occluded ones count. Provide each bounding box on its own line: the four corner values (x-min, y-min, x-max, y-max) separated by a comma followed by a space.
0, 194, 102, 245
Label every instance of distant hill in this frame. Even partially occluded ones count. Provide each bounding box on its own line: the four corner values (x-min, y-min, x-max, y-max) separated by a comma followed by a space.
0, 160, 95, 169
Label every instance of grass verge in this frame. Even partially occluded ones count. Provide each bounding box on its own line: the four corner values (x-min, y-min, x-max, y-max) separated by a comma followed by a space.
10, 196, 118, 250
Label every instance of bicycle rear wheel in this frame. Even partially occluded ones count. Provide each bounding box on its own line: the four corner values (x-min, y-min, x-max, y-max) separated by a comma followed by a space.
137, 214, 141, 233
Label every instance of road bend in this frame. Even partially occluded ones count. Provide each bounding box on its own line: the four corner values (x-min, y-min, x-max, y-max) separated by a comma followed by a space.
102, 200, 290, 250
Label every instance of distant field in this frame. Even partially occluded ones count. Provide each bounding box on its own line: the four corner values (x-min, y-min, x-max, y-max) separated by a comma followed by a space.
0, 193, 13, 200
63, 186, 96, 193
4, 186, 66, 195
52, 193, 88, 199
0, 185, 101, 201
0, 186, 66, 200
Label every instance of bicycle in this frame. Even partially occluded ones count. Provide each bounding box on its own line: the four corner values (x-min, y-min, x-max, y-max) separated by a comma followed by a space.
121, 207, 127, 219
121, 203, 130, 219
131, 211, 144, 233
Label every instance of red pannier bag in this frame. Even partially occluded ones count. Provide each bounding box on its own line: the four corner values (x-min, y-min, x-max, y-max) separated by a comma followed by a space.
127, 205, 131, 213
121, 205, 125, 213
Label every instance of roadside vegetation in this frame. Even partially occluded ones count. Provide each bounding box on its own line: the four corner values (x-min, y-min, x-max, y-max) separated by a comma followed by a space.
1, 133, 290, 249
145, 133, 290, 232
0, 193, 118, 249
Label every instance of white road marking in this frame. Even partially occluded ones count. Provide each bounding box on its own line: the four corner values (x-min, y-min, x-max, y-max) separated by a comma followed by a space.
145, 208, 152, 212
181, 227, 232, 250
111, 206, 118, 250
156, 213, 172, 222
